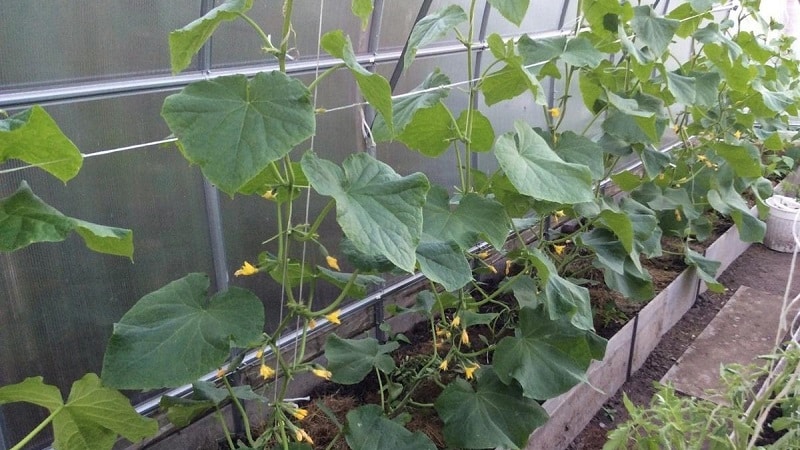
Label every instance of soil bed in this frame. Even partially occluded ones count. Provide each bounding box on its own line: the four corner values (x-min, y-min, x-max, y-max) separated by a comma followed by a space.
569, 244, 800, 449
260, 224, 736, 449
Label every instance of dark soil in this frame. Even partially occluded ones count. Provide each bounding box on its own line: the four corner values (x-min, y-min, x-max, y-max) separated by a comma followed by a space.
569, 244, 800, 449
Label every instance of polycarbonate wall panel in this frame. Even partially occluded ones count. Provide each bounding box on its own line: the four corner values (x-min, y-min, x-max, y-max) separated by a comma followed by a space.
375, 55, 466, 191
378, 0, 424, 50
552, 77, 599, 136
380, 0, 472, 52
0, 93, 214, 448
212, 0, 366, 69
0, 1, 197, 89
486, 0, 575, 34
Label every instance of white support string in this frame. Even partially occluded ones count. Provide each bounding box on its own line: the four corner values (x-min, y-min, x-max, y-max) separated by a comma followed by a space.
277, 0, 328, 404
0, 137, 178, 176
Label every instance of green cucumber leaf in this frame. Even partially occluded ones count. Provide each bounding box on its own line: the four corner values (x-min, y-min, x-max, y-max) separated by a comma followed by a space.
0, 374, 157, 450
169, 0, 254, 73
345, 405, 436, 450
325, 336, 399, 385
0, 181, 133, 258
435, 367, 548, 450
162, 72, 314, 195
302, 151, 429, 273
0, 106, 82, 182
494, 121, 594, 204
102, 273, 264, 389
493, 306, 606, 400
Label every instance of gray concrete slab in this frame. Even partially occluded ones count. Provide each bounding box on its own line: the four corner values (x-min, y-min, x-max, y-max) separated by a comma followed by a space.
661, 286, 787, 404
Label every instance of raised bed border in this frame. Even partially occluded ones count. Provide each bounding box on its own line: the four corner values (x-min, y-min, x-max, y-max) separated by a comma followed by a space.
524, 215, 754, 450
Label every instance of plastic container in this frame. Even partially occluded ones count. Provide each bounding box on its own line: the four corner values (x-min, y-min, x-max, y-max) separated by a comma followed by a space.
764, 195, 800, 252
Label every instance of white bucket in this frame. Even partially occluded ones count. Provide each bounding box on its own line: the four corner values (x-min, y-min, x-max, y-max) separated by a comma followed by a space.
764, 195, 800, 252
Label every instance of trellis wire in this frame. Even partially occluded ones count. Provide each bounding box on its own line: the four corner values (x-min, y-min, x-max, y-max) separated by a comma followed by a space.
277, 0, 330, 404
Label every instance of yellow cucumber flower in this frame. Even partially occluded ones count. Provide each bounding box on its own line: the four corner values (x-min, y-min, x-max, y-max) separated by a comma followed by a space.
674, 209, 682, 221
734, 130, 742, 139
439, 359, 449, 371
216, 367, 227, 378
312, 368, 332, 380
292, 408, 309, 421
460, 329, 470, 347
326, 255, 341, 271
259, 363, 275, 380
487, 264, 498, 274
262, 190, 277, 201
255, 348, 264, 359
451, 315, 461, 328
325, 309, 342, 325
554, 210, 566, 219
464, 363, 480, 380
308, 318, 317, 329
554, 244, 566, 256
548, 107, 561, 118
234, 261, 258, 277
505, 260, 512, 276
477, 251, 489, 259
294, 428, 314, 444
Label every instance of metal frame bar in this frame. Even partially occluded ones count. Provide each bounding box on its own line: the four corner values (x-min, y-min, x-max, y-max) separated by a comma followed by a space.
0, 28, 579, 110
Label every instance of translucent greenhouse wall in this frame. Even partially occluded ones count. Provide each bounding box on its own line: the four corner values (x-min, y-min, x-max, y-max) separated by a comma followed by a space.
0, 0, 741, 447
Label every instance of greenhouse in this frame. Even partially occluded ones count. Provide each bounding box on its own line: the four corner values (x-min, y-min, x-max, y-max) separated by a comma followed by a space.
3, 0, 800, 449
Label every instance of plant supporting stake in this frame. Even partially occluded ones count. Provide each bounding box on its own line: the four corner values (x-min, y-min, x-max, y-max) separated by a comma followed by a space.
626, 314, 639, 382
374, 298, 386, 343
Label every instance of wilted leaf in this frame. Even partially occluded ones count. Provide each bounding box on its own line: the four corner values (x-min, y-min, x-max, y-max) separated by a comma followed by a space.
322, 30, 393, 132
169, 0, 254, 73
404, 5, 468, 69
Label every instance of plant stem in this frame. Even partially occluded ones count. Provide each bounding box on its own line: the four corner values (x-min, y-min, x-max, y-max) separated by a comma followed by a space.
553, 65, 575, 131
408, 400, 435, 408
307, 63, 346, 92
307, 199, 335, 237
222, 375, 255, 446
375, 367, 387, 412
237, 13, 273, 51
215, 407, 237, 450
463, 0, 480, 191
279, 0, 294, 73
313, 269, 361, 316
10, 408, 60, 450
